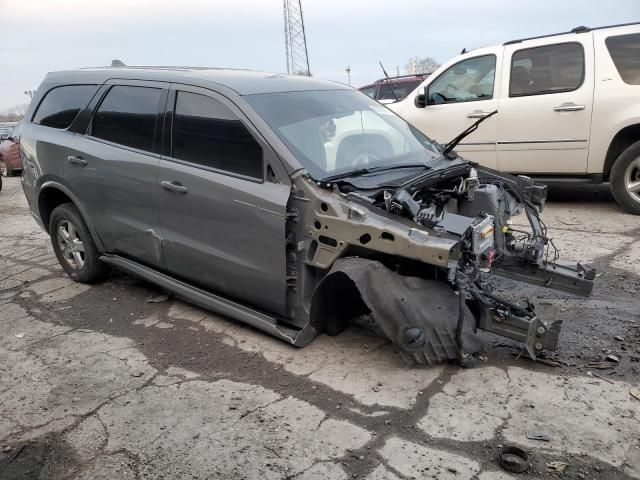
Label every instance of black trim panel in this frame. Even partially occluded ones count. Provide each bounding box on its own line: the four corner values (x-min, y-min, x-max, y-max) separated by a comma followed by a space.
100, 254, 317, 346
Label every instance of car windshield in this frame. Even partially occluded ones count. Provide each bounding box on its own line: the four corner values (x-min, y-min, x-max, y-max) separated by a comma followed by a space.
245, 90, 442, 181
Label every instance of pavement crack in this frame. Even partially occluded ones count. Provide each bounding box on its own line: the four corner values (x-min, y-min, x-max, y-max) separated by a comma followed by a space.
263, 445, 282, 458
21, 326, 78, 349
380, 459, 412, 480
237, 396, 283, 420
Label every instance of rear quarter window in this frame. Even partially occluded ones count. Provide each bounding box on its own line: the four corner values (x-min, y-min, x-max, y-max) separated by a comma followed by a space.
33, 85, 96, 129
605, 33, 640, 85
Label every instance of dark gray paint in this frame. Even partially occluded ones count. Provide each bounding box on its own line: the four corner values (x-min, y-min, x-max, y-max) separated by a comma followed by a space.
154, 84, 292, 315
43, 67, 351, 96
68, 134, 163, 267
157, 159, 291, 316
22, 68, 319, 318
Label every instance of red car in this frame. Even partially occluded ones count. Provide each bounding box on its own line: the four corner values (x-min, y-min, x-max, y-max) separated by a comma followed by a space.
0, 123, 22, 176
359, 74, 430, 104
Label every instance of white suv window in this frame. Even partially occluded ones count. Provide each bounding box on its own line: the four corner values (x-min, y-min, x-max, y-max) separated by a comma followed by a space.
509, 42, 584, 97
605, 33, 640, 85
427, 55, 496, 104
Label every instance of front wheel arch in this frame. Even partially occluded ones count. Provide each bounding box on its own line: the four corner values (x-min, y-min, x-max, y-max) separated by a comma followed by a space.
310, 271, 369, 336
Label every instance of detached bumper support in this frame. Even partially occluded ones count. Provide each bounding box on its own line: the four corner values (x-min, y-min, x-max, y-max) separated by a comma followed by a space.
476, 309, 563, 361
494, 261, 596, 297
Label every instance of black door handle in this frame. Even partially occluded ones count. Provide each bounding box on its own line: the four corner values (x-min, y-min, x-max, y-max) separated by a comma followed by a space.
161, 180, 188, 194
67, 155, 88, 166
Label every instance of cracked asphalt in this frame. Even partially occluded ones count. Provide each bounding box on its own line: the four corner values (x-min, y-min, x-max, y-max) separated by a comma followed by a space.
1, 176, 639, 479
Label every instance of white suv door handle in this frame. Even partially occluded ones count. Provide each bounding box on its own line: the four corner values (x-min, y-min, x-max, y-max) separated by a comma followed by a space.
553, 103, 585, 112
467, 111, 493, 118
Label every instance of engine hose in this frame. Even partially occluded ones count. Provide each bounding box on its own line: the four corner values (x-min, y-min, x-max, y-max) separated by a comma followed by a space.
469, 286, 532, 318
455, 278, 468, 353
469, 288, 493, 308
454, 278, 476, 368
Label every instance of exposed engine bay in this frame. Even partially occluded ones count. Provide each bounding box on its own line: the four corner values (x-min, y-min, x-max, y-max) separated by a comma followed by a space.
294, 160, 597, 366
361, 164, 551, 280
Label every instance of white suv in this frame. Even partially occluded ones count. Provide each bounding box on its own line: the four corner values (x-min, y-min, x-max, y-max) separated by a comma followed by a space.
389, 23, 640, 214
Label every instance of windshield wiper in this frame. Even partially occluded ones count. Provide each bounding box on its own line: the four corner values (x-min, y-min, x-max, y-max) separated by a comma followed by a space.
442, 110, 498, 158
320, 163, 430, 183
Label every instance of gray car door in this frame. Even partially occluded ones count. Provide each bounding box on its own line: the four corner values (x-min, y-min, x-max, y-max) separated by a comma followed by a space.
157, 86, 290, 317
66, 80, 168, 267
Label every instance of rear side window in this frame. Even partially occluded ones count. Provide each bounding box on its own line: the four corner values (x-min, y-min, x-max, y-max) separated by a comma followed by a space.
378, 81, 421, 101
91, 86, 162, 152
359, 86, 376, 98
606, 33, 640, 85
510, 42, 584, 97
33, 85, 95, 129
171, 91, 263, 179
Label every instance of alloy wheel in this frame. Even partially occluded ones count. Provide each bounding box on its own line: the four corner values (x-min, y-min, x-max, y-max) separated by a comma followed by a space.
56, 220, 85, 270
624, 155, 640, 203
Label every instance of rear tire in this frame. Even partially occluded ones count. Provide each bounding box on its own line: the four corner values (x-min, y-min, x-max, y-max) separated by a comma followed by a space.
0, 160, 11, 177
50, 203, 107, 283
610, 140, 640, 215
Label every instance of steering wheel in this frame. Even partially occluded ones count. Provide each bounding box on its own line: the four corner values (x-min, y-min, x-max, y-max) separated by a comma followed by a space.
351, 149, 379, 166
431, 92, 447, 104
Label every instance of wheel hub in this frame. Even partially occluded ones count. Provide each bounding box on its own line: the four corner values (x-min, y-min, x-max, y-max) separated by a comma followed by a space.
624, 155, 640, 203
56, 220, 85, 270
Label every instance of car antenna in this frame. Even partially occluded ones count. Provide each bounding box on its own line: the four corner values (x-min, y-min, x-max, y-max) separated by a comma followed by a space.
111, 59, 126, 67
442, 110, 498, 158
379, 61, 399, 102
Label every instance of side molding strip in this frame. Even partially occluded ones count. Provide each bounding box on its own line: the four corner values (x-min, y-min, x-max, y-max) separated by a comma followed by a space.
100, 254, 317, 347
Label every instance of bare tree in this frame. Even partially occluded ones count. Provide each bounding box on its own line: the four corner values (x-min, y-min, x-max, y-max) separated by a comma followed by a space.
405, 56, 440, 75
0, 103, 28, 122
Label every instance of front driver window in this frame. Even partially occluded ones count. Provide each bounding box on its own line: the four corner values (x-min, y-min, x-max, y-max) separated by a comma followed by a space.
428, 55, 496, 104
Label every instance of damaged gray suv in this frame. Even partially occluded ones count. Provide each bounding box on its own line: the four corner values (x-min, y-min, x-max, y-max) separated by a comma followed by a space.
21, 67, 596, 365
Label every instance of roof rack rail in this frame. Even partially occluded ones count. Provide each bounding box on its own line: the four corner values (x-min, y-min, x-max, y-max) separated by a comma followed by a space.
373, 73, 430, 83
503, 21, 639, 45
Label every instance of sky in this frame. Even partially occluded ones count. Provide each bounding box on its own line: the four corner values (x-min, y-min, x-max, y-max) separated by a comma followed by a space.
0, 0, 638, 112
